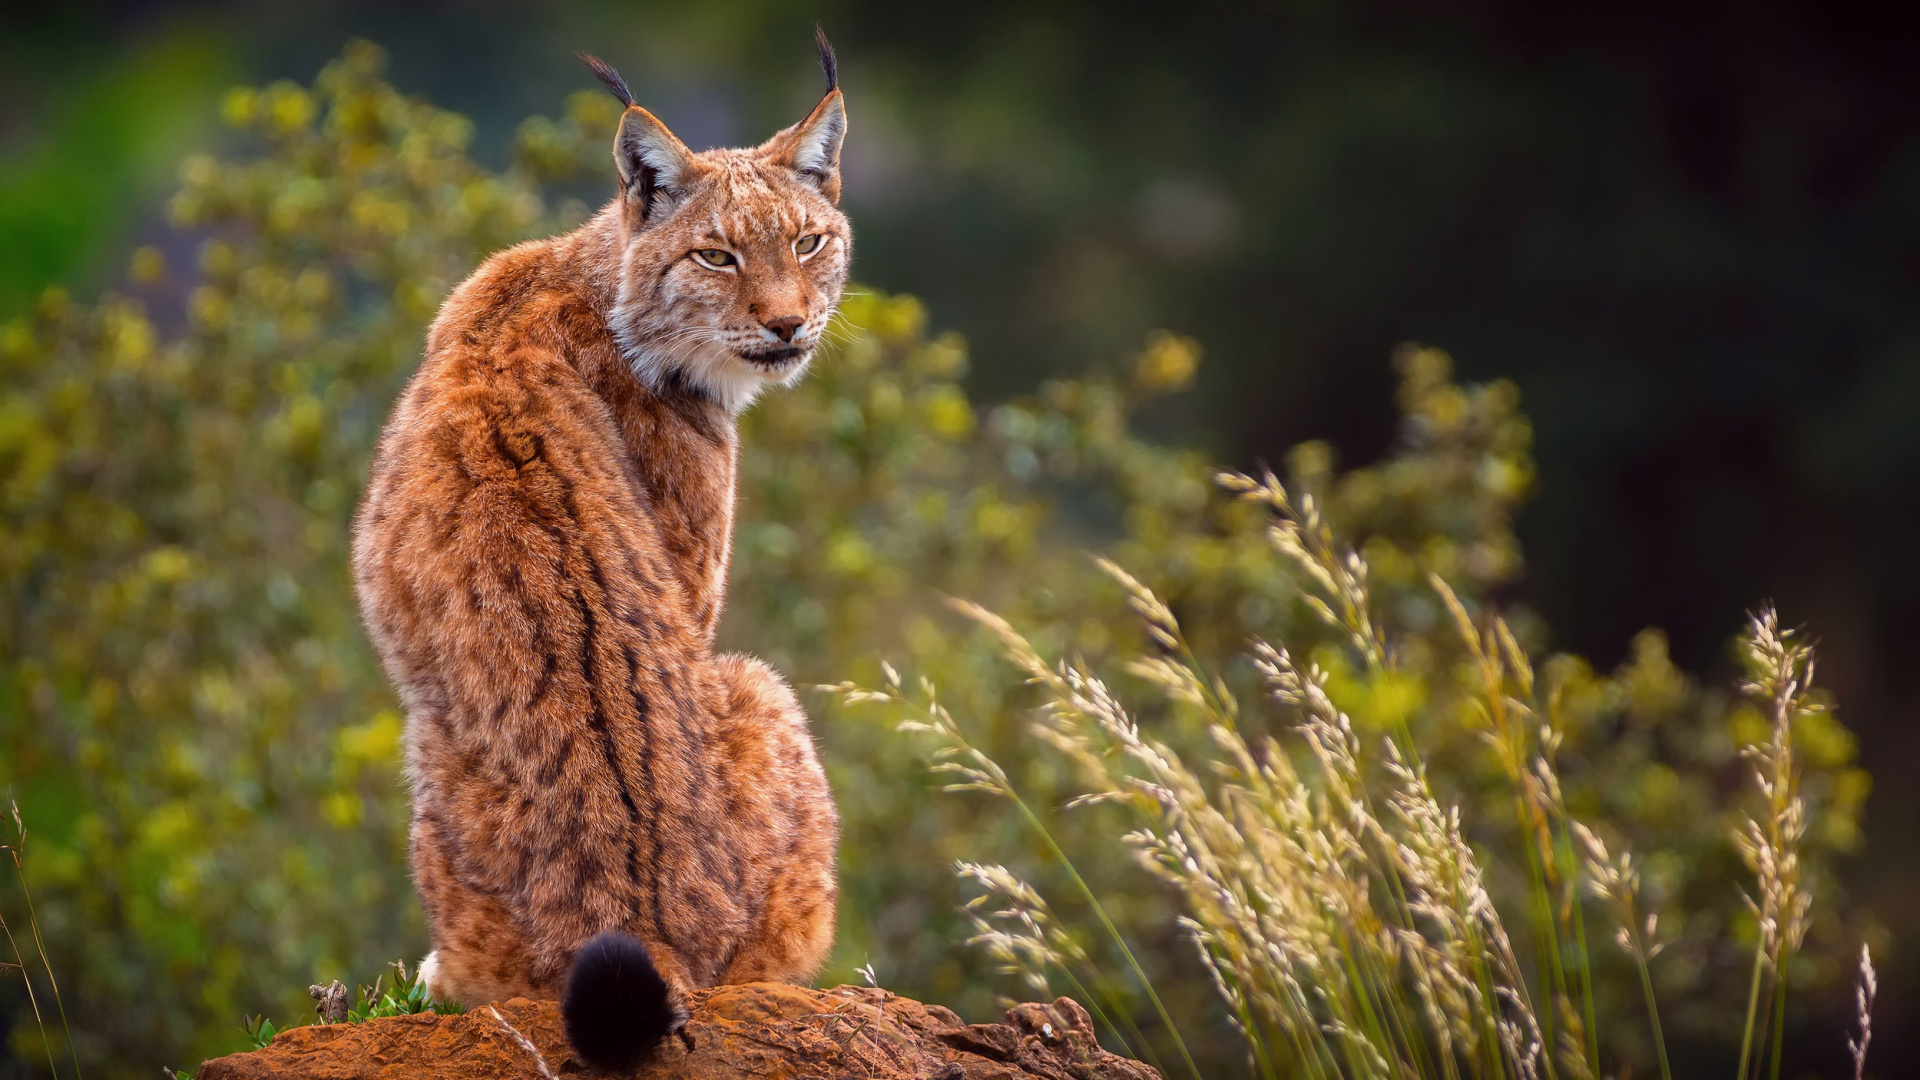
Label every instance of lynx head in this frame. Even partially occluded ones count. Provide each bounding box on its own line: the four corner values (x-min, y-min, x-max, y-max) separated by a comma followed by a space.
581, 31, 850, 413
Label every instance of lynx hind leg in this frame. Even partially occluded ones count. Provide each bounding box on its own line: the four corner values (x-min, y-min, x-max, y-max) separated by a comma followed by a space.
410, 813, 545, 1007
711, 654, 839, 985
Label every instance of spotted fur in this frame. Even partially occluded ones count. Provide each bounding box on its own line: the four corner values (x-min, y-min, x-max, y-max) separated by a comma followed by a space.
350, 43, 848, 1024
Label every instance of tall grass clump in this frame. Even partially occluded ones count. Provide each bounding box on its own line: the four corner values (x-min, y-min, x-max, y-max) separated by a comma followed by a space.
836, 462, 1873, 1078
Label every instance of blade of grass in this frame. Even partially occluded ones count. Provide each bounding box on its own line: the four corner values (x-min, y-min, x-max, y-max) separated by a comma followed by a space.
1767, 970, 1787, 1080
8, 806, 83, 1080
1, 904, 61, 1080
1735, 945, 1765, 1080
1005, 794, 1203, 1080
1634, 949, 1673, 1080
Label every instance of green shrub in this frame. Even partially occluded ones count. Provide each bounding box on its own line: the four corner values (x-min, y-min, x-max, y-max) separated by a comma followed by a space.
0, 42, 1872, 1078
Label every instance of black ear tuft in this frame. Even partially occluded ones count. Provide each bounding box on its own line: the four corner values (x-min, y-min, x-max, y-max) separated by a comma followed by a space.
814, 24, 839, 93
577, 52, 635, 108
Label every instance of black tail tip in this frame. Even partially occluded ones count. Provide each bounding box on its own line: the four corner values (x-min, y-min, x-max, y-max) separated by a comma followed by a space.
577, 52, 636, 108
562, 932, 680, 1071
814, 23, 838, 92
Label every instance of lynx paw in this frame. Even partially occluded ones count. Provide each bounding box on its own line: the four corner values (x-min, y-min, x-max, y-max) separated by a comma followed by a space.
417, 951, 444, 998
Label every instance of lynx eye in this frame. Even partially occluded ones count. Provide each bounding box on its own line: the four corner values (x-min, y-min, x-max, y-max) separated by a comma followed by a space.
793, 234, 824, 257
691, 249, 737, 270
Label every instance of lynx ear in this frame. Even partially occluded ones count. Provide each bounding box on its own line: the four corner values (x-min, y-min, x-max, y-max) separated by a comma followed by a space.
579, 53, 698, 228
775, 93, 846, 203
765, 29, 847, 203
614, 106, 696, 227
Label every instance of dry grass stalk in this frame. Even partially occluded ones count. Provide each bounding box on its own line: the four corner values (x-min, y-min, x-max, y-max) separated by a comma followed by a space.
1218, 468, 1385, 667
1848, 944, 1876, 1080
0, 883, 56, 1078
1427, 570, 1620, 1080
485, 1004, 559, 1080
3, 801, 82, 1080
1570, 823, 1670, 1080
1735, 609, 1814, 968
1732, 608, 1816, 1080
956, 861, 1091, 996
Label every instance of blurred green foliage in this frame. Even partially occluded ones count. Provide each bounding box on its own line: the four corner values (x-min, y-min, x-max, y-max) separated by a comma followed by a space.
0, 44, 1870, 1077
0, 25, 234, 320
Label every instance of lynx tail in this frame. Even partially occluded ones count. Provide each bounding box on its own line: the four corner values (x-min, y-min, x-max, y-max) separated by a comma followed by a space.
561, 932, 682, 1069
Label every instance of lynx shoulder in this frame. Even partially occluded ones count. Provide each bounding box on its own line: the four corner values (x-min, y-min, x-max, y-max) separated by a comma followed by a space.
350, 33, 848, 1071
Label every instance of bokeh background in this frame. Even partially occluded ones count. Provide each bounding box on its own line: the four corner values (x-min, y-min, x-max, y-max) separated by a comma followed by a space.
4, 0, 1916, 1075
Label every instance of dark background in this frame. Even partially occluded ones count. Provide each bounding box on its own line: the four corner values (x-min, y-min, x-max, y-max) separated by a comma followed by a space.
5, 0, 1916, 1070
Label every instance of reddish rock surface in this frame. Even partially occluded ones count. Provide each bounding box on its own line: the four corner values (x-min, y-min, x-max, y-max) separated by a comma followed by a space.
195, 983, 1163, 1079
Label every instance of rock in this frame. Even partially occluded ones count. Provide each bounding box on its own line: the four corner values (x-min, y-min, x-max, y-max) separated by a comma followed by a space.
195, 982, 1163, 1079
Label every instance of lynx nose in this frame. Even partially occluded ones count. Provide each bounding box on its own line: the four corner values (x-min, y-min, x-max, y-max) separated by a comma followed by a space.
763, 315, 804, 343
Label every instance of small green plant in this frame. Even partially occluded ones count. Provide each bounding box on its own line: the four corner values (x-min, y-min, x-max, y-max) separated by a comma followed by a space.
240, 959, 459, 1051
238, 1015, 279, 1053
345, 960, 463, 1023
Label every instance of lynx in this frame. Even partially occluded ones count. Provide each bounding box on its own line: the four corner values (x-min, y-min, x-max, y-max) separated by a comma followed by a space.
350, 34, 848, 1069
